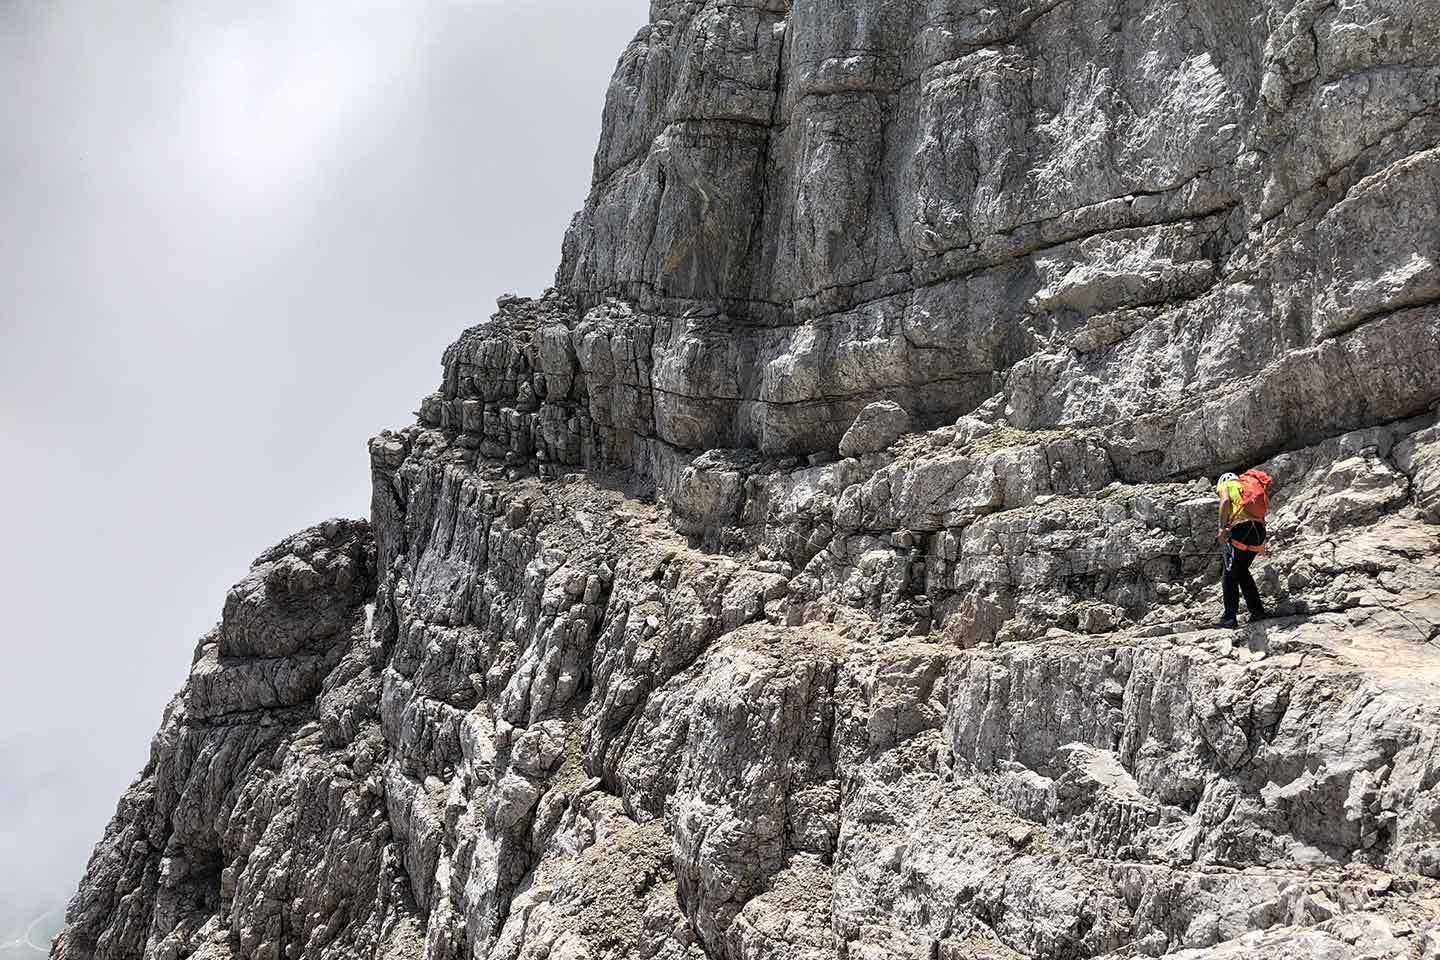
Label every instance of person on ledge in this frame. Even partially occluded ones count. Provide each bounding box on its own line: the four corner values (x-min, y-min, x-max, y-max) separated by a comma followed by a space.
1215, 469, 1274, 629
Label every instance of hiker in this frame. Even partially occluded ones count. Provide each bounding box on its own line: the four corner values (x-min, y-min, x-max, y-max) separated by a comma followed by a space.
1215, 469, 1273, 628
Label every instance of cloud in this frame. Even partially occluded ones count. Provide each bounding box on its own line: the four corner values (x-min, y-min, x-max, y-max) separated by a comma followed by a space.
0, 0, 642, 916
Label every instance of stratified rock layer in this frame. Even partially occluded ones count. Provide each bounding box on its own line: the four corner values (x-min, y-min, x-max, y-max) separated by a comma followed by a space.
56, 0, 1440, 958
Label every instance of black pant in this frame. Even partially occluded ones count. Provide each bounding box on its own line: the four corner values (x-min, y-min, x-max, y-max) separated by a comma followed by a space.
1223, 521, 1267, 618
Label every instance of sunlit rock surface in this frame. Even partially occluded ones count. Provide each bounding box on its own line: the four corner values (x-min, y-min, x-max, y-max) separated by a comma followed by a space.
56, 0, 1440, 957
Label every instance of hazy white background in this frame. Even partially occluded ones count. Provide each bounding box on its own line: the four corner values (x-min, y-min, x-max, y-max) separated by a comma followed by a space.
0, 0, 640, 942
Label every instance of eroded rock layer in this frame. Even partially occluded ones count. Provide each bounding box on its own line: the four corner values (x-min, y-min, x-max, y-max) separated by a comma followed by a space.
56, 0, 1440, 958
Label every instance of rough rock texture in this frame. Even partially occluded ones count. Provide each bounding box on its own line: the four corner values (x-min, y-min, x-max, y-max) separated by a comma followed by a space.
839, 402, 913, 458
56, 1, 1440, 959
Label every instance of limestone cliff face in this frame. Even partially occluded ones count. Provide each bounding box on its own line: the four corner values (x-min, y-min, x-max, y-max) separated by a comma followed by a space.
54, 1, 1440, 959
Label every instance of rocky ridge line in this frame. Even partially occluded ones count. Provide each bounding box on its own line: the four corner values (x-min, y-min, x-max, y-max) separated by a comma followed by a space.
54, 0, 1440, 958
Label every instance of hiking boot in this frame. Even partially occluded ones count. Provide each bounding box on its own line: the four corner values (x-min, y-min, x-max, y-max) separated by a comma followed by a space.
1249, 611, 1274, 624
1216, 616, 1238, 629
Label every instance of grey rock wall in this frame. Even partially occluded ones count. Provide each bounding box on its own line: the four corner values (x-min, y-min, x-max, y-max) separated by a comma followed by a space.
54, 0, 1440, 958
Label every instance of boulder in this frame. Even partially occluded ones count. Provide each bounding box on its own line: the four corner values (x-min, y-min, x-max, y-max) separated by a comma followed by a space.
838, 402, 913, 458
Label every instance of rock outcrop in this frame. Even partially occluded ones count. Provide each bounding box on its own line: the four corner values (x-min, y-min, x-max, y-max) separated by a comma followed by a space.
55, 0, 1440, 958
839, 402, 913, 459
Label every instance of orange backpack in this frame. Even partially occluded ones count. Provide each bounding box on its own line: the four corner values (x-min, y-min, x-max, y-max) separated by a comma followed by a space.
1237, 469, 1273, 521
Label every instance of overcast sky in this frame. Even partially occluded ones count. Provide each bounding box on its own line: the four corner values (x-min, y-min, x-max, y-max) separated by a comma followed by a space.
0, 0, 642, 923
